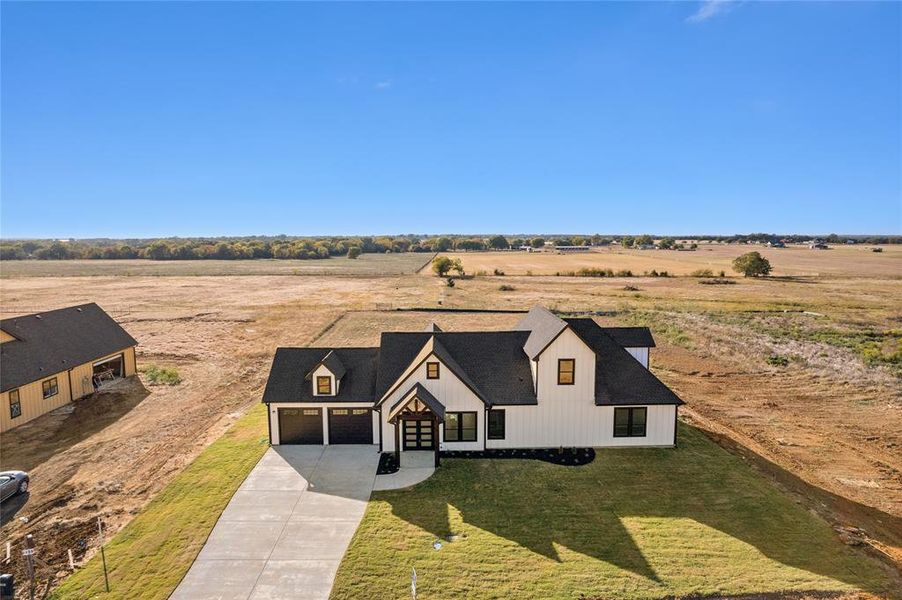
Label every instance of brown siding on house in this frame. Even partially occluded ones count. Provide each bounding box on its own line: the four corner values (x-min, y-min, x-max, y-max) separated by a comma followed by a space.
0, 346, 138, 433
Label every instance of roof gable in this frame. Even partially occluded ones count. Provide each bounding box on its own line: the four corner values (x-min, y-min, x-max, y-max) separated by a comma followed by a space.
305, 350, 347, 381
564, 318, 682, 406
0, 303, 137, 393
263, 347, 378, 403
514, 306, 569, 359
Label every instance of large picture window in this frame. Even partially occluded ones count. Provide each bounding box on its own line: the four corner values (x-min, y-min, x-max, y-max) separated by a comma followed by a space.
487, 409, 505, 440
614, 407, 647, 437
316, 376, 332, 395
9, 389, 21, 419
558, 359, 575, 385
444, 411, 477, 442
42, 377, 59, 399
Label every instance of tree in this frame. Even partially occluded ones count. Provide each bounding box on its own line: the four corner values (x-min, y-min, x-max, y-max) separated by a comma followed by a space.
530, 237, 546, 249
732, 251, 772, 277
347, 246, 362, 259
450, 258, 465, 276
635, 234, 654, 247
620, 236, 635, 248
432, 256, 454, 277
658, 237, 675, 250
488, 235, 509, 250
432, 237, 453, 252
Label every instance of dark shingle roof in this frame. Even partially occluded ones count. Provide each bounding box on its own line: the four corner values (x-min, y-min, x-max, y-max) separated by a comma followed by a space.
514, 306, 568, 359
389, 383, 446, 420
0, 303, 138, 393
565, 318, 682, 406
304, 350, 347, 381
376, 331, 537, 406
262, 347, 378, 403
600, 327, 656, 348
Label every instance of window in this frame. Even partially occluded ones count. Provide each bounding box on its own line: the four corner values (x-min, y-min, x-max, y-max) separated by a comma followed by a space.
426, 361, 440, 379
614, 407, 647, 437
42, 377, 59, 399
332, 409, 348, 415
352, 409, 369, 415
316, 376, 332, 395
9, 389, 21, 419
444, 412, 477, 442
302, 409, 319, 416
488, 409, 505, 440
558, 359, 575, 385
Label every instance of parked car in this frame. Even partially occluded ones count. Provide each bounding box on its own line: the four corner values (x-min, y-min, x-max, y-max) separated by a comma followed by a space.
0, 471, 29, 502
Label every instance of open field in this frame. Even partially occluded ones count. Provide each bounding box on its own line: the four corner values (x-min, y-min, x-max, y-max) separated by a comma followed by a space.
0, 253, 433, 278
335, 425, 891, 599
436, 243, 902, 278
0, 251, 900, 597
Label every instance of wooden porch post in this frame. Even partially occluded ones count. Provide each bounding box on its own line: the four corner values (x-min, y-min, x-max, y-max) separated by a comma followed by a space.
433, 414, 440, 468
394, 419, 400, 463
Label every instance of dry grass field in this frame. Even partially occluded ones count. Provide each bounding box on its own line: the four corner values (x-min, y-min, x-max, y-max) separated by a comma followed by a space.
436, 243, 902, 278
0, 250, 899, 596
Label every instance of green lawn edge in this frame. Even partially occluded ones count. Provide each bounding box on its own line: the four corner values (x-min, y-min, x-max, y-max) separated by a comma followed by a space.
50, 404, 269, 600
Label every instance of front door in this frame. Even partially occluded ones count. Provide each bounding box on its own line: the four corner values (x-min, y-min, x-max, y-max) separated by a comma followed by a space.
403, 419, 434, 450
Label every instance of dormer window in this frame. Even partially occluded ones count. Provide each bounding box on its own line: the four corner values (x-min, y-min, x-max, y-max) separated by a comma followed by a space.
557, 359, 575, 385
316, 376, 332, 395
426, 361, 440, 379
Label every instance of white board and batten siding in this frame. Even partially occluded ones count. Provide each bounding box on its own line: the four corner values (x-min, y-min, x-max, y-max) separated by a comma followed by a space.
625, 347, 649, 368
487, 328, 674, 448
267, 402, 379, 445
380, 353, 484, 452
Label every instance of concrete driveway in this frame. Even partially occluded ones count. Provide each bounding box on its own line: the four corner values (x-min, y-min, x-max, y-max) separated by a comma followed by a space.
172, 445, 380, 600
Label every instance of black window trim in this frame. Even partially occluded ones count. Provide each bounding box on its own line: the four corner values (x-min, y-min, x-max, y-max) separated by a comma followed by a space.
613, 406, 647, 438
9, 389, 21, 419
316, 375, 332, 395
426, 361, 440, 379
443, 411, 478, 442
487, 409, 505, 440
557, 358, 575, 385
42, 377, 59, 399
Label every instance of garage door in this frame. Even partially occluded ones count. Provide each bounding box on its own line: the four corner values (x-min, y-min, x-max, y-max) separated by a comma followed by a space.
278, 408, 323, 444
328, 408, 373, 444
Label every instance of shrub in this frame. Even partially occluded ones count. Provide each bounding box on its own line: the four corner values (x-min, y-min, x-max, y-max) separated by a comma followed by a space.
690, 269, 715, 278
347, 246, 361, 259
766, 354, 790, 367
143, 365, 181, 385
499, 284, 515, 291
493, 268, 505, 276
623, 285, 639, 291
698, 278, 736, 285
445, 277, 455, 287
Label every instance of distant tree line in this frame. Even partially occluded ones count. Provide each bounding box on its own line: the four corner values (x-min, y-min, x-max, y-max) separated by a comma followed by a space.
0, 232, 897, 261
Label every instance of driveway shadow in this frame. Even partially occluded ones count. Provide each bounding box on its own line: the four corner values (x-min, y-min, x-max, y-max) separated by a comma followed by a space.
0, 491, 30, 527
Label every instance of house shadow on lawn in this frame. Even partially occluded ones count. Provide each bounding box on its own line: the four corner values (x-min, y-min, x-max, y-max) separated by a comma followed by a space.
376, 423, 897, 595
0, 378, 150, 472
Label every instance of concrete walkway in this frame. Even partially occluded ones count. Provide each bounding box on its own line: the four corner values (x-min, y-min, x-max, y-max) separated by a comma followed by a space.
373, 451, 436, 491
172, 445, 380, 600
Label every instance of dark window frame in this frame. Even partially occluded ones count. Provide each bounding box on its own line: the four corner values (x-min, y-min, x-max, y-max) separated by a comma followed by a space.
426, 361, 440, 379
9, 389, 21, 419
316, 375, 332, 395
613, 407, 647, 438
443, 411, 477, 442
558, 358, 575, 385
42, 377, 59, 399
487, 409, 505, 440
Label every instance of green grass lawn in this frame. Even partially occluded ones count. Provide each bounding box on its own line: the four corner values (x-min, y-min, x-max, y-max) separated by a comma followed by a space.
333, 424, 891, 600
50, 404, 269, 600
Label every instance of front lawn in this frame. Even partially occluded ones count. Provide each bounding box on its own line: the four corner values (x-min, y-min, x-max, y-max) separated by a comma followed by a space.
50, 404, 269, 600
333, 424, 890, 599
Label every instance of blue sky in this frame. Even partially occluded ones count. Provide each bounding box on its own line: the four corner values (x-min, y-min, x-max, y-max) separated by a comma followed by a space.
2, 1, 899, 238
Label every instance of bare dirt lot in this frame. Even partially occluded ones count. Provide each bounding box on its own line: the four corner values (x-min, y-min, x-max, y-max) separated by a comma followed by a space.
0, 254, 900, 595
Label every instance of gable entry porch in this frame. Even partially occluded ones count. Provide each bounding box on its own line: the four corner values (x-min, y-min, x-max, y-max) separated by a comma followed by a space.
387, 383, 444, 468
